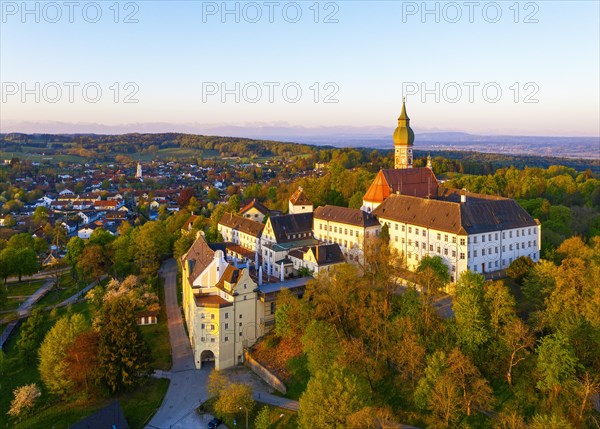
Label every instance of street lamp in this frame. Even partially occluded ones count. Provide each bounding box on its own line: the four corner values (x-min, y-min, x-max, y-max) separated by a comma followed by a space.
239, 406, 248, 429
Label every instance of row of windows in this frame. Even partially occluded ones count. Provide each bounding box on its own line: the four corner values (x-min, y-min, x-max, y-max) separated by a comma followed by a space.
200, 331, 244, 343
318, 223, 361, 237
319, 235, 356, 249
384, 221, 466, 246
471, 228, 536, 244
201, 312, 244, 321
470, 241, 537, 258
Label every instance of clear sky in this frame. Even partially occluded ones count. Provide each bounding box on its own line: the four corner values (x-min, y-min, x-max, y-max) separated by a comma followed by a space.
1, 1, 599, 136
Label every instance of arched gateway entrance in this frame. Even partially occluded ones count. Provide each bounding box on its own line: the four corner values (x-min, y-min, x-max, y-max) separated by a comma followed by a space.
200, 350, 215, 369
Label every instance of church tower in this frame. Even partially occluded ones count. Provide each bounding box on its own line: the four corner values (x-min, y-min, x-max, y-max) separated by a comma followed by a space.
393, 98, 415, 169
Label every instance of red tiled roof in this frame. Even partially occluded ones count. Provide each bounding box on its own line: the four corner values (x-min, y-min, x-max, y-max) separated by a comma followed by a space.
219, 213, 264, 237
363, 168, 438, 203
182, 234, 215, 285
314, 205, 380, 227
239, 199, 270, 215
289, 187, 312, 206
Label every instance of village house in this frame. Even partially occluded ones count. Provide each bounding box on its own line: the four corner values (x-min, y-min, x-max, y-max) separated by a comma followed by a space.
239, 199, 270, 223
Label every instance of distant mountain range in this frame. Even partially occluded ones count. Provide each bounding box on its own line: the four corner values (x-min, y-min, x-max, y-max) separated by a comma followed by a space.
1, 121, 598, 159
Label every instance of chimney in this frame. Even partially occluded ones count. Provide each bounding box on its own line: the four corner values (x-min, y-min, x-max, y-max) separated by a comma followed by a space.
461, 188, 467, 203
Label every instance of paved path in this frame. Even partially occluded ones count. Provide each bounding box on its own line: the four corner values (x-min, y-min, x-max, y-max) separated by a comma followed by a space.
16, 279, 54, 316
146, 259, 214, 429
5, 267, 70, 284
53, 276, 107, 309
253, 392, 299, 411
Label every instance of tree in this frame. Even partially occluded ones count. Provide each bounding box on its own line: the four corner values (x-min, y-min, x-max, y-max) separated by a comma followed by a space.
429, 373, 462, 428
388, 318, 425, 388
7, 233, 35, 250
506, 256, 534, 282
572, 371, 600, 423
379, 223, 390, 244
0, 247, 18, 286
415, 351, 447, 410
32, 206, 49, 223
111, 232, 134, 278
77, 244, 106, 282
214, 382, 255, 420
207, 187, 219, 202
97, 296, 151, 393
298, 365, 369, 429
8, 383, 41, 418
417, 256, 450, 331
208, 370, 229, 398
530, 413, 574, 429
16, 309, 45, 364
64, 330, 100, 397
502, 318, 535, 386
65, 236, 85, 277
228, 194, 240, 212
178, 187, 194, 208
494, 410, 527, 429
254, 406, 271, 429
38, 313, 88, 397
2, 214, 16, 227
274, 288, 310, 340
88, 228, 114, 248
536, 332, 579, 402
446, 348, 493, 416
453, 271, 490, 354
522, 260, 556, 310
12, 248, 39, 282
301, 320, 341, 375
131, 221, 170, 278
484, 281, 517, 337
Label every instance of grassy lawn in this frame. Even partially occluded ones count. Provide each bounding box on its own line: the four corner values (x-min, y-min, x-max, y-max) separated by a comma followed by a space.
283, 355, 309, 401
2, 297, 25, 311
2, 280, 47, 312
141, 277, 172, 371
199, 398, 298, 429
120, 378, 170, 429
34, 274, 82, 309
5, 280, 46, 297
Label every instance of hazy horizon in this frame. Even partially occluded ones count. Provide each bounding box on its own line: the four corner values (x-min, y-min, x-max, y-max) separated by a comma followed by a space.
2, 2, 599, 137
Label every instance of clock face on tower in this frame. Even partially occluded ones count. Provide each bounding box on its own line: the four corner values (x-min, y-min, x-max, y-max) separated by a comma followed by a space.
395, 147, 412, 169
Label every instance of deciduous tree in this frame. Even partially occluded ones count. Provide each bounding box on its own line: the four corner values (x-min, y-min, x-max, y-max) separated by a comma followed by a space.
502, 318, 535, 386
453, 271, 490, 354
298, 365, 369, 429
536, 332, 579, 402
8, 383, 41, 418
38, 313, 88, 397
16, 309, 45, 364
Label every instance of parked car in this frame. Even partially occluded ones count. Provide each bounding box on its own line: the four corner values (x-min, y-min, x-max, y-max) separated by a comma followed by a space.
208, 417, 223, 429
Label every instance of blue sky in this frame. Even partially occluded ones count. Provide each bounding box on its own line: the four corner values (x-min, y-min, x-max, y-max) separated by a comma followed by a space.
1, 1, 599, 136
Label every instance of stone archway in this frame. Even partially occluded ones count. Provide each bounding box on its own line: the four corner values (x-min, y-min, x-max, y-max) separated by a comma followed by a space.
200, 349, 215, 369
